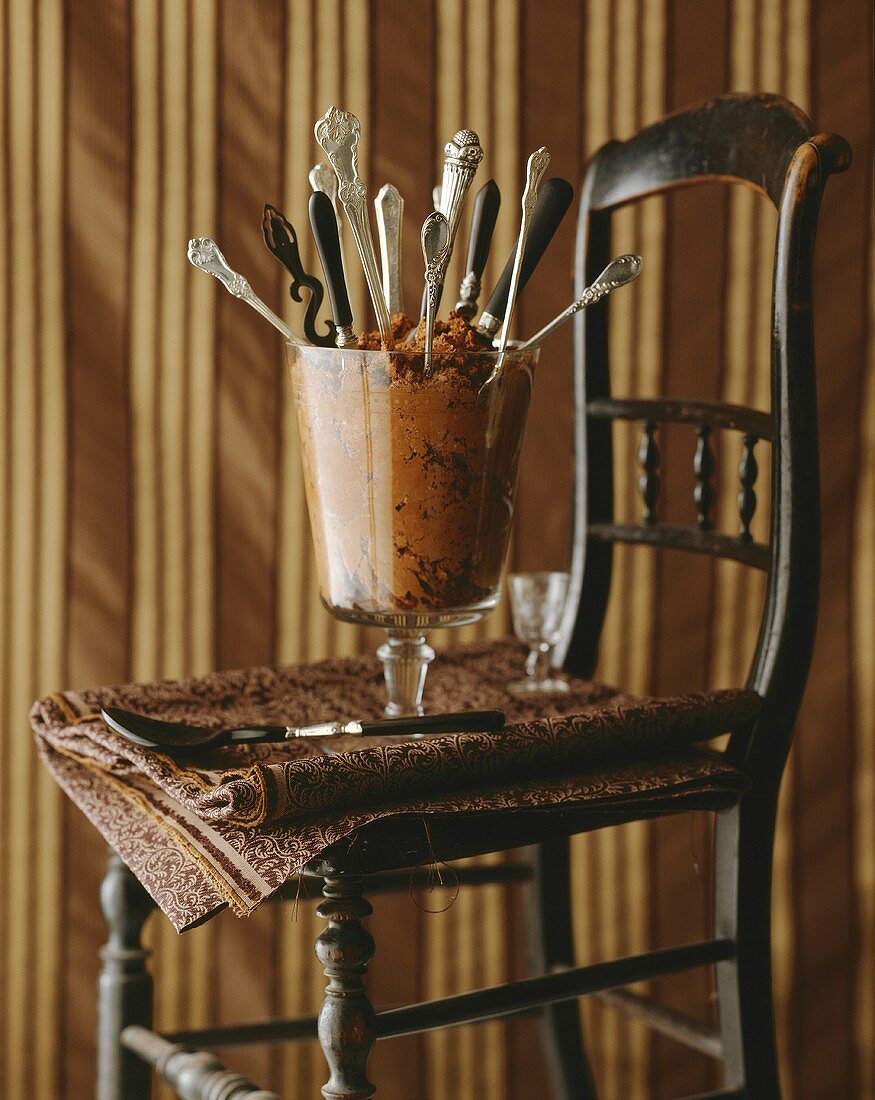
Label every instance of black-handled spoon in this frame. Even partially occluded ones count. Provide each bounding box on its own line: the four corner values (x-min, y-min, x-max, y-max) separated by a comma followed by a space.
455, 178, 501, 319
261, 204, 336, 347
101, 707, 506, 751
309, 190, 357, 347
476, 177, 574, 339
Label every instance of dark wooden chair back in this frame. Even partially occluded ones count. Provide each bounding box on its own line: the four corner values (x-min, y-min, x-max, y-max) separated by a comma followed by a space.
559, 93, 851, 786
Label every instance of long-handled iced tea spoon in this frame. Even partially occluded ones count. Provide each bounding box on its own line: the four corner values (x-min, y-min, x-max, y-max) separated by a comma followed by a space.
187, 237, 300, 343
375, 183, 404, 314
420, 129, 483, 317
483, 146, 551, 389
315, 107, 393, 347
420, 211, 451, 375
518, 254, 643, 351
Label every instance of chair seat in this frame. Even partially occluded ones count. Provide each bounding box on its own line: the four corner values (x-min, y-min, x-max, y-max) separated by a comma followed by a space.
32, 639, 754, 930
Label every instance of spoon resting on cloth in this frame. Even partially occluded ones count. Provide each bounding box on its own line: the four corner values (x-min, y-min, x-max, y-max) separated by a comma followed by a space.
100, 707, 506, 752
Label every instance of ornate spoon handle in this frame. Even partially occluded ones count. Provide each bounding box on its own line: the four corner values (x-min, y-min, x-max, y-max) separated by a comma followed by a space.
375, 183, 404, 315
484, 146, 551, 388
314, 107, 393, 347
187, 237, 299, 343
420, 129, 483, 317
420, 211, 450, 376
518, 254, 643, 351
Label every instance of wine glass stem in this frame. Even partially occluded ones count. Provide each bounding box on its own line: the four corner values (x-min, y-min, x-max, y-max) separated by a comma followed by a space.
377, 630, 436, 716
526, 642, 553, 684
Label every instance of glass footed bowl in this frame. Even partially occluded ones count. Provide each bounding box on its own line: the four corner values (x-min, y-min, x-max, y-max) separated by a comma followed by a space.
286, 341, 538, 715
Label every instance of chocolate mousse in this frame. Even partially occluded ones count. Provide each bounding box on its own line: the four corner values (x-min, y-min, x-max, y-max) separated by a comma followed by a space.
288, 314, 536, 625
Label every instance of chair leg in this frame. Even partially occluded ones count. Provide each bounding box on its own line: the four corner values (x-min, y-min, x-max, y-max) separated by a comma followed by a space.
97, 850, 155, 1100
714, 799, 782, 1098
528, 838, 599, 1099
315, 874, 377, 1100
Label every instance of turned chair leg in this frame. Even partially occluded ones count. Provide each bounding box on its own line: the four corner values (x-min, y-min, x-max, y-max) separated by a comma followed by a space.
715, 799, 782, 1097
528, 838, 598, 1099
315, 874, 378, 1100
97, 850, 155, 1100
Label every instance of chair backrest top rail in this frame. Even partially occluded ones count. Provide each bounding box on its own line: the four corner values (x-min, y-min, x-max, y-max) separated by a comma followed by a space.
587, 397, 773, 441
588, 522, 770, 571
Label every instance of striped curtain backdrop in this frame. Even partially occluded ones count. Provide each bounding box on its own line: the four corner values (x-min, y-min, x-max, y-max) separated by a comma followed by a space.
0, 1, 871, 1097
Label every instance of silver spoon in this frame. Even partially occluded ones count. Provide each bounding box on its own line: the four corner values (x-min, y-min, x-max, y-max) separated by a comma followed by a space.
309, 162, 342, 233
483, 146, 551, 389
101, 706, 505, 751
518, 254, 643, 351
187, 237, 300, 343
434, 129, 483, 294
375, 183, 404, 314
420, 211, 451, 376
314, 107, 393, 347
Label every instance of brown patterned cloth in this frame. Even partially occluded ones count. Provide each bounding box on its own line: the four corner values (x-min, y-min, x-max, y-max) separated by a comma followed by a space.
31, 641, 756, 931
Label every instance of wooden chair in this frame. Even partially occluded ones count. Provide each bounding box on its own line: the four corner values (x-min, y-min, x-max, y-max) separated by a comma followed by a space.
99, 93, 850, 1099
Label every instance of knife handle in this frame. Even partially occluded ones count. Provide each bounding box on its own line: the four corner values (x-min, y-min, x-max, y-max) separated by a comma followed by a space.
360, 709, 506, 736
309, 190, 354, 334
456, 179, 501, 318
476, 177, 574, 337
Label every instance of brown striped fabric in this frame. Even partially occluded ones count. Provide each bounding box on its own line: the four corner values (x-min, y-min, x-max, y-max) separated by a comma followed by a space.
1, 1, 872, 1097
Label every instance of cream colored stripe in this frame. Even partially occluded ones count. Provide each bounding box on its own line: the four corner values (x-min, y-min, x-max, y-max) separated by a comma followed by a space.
854, 137, 875, 1100
301, 0, 343, 663
33, 1, 65, 1094
161, 0, 187, 677
5, 2, 38, 1093
336, 0, 368, 661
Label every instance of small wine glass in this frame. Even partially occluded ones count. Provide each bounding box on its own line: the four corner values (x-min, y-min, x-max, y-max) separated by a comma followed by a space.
507, 571, 570, 694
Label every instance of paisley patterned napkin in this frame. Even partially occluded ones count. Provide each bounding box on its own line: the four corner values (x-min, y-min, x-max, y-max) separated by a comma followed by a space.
31, 641, 755, 930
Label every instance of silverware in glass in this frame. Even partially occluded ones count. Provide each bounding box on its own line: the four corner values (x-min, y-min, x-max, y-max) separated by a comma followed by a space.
187, 237, 299, 343
483, 146, 551, 388
519, 254, 643, 351
437, 128, 484, 271
374, 183, 404, 314
308, 162, 342, 231
420, 211, 451, 375
314, 107, 393, 347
